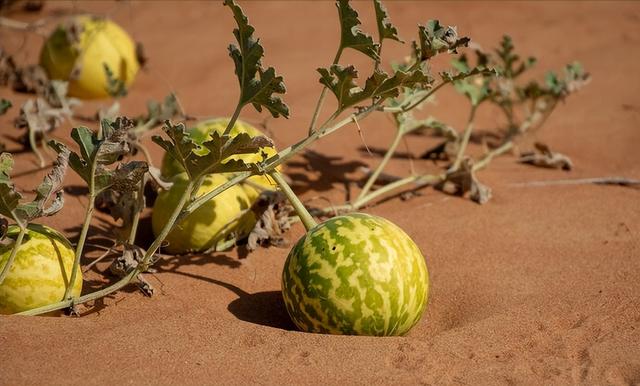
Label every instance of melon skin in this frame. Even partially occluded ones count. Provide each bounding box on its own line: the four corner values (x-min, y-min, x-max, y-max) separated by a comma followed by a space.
39, 15, 139, 99
159, 117, 278, 200
281, 213, 429, 336
0, 224, 82, 315
152, 173, 254, 254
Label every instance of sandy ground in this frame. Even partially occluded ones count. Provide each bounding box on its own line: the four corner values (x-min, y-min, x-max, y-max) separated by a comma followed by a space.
1, 1, 640, 385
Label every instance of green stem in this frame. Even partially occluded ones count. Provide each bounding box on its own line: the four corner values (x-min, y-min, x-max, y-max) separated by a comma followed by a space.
63, 161, 98, 300
19, 180, 196, 316
0, 225, 27, 286
127, 177, 146, 245
353, 174, 443, 210
269, 170, 317, 231
308, 48, 343, 135
450, 104, 478, 172
472, 141, 513, 172
222, 104, 242, 137
357, 126, 404, 202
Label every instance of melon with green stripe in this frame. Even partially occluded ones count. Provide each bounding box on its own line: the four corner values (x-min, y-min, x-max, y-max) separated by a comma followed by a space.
0, 224, 82, 314
160, 117, 278, 202
282, 213, 429, 336
152, 173, 255, 254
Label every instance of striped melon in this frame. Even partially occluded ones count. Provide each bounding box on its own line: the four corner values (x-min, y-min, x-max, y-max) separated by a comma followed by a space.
159, 117, 278, 200
0, 224, 82, 314
40, 15, 139, 99
152, 173, 254, 254
282, 213, 429, 336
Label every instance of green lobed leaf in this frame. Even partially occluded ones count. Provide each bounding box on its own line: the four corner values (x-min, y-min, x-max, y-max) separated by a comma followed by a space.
224, 0, 289, 118
318, 64, 432, 111
336, 0, 380, 61
144, 93, 183, 123
153, 120, 274, 179
448, 55, 494, 106
373, 0, 403, 44
60, 118, 132, 191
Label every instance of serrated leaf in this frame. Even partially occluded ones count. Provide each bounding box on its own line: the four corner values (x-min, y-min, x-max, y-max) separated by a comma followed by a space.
0, 153, 20, 221
153, 121, 273, 179
145, 93, 183, 123
224, 0, 289, 118
62, 118, 133, 192
418, 20, 470, 60
15, 142, 69, 220
96, 117, 131, 164
110, 161, 149, 193
336, 0, 380, 60
318, 64, 433, 111
373, 0, 403, 44
70, 126, 98, 163
439, 66, 497, 83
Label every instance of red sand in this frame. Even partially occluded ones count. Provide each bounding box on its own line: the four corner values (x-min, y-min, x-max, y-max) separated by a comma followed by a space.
1, 1, 639, 384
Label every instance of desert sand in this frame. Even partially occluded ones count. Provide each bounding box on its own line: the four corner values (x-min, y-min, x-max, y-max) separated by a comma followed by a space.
1, 1, 639, 385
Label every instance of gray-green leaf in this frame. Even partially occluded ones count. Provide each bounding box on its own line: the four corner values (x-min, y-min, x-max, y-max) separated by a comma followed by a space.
318, 64, 432, 111
225, 0, 289, 118
336, 0, 380, 61
373, 0, 402, 44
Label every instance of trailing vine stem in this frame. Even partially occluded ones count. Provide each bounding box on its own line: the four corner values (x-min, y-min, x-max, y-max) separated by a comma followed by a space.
63, 158, 98, 300
0, 224, 27, 286
449, 104, 478, 172
357, 125, 404, 202
270, 170, 318, 231
127, 176, 146, 245
308, 47, 344, 135
222, 104, 243, 137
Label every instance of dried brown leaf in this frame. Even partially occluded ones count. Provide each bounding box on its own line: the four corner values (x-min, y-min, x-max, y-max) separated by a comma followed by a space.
519, 142, 573, 171
246, 190, 292, 251
437, 159, 492, 204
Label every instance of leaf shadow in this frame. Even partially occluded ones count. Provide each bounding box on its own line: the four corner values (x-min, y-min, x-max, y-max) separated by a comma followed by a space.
286, 149, 367, 195
357, 145, 414, 159
63, 185, 90, 197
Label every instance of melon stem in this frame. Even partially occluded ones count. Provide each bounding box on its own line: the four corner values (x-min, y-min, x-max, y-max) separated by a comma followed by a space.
269, 170, 317, 231
0, 225, 27, 286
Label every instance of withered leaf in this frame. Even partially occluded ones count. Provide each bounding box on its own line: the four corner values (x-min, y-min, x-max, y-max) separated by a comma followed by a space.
518, 142, 573, 171
109, 244, 154, 297
437, 159, 492, 204
246, 190, 292, 251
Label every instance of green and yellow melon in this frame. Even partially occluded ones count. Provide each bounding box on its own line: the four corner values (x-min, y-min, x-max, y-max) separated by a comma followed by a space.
152, 173, 255, 254
0, 224, 82, 314
282, 213, 429, 336
40, 15, 139, 99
